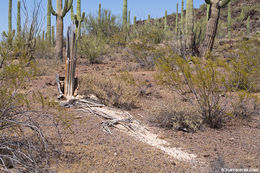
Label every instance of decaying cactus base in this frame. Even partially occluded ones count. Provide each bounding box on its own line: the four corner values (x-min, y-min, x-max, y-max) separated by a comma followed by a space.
56, 75, 79, 100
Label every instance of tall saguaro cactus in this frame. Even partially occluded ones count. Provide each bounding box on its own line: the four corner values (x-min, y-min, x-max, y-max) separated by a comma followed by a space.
17, 0, 21, 38
181, 0, 184, 34
49, 0, 73, 60
176, 3, 179, 34
227, 1, 231, 39
98, 3, 101, 24
206, 4, 210, 21
164, 10, 168, 30
185, 0, 194, 55
47, 0, 51, 44
70, 0, 85, 37
123, 0, 128, 30
52, 25, 55, 46
200, 0, 231, 56
127, 10, 130, 29
8, 0, 12, 35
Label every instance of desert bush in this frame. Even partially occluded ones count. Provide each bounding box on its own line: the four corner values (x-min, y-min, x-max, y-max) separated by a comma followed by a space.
79, 73, 139, 110
155, 55, 233, 128
149, 103, 202, 132
78, 35, 108, 63
229, 39, 260, 92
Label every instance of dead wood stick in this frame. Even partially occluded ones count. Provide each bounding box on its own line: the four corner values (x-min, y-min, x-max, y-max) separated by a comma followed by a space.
56, 74, 63, 99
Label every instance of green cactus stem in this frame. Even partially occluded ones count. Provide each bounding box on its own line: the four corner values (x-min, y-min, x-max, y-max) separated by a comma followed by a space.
185, 0, 194, 55
127, 10, 130, 29
17, 0, 21, 38
70, 0, 85, 37
52, 25, 55, 46
181, 0, 184, 35
98, 3, 101, 24
206, 4, 210, 21
123, 0, 127, 30
176, 3, 178, 34
164, 10, 168, 30
49, 0, 73, 60
47, 0, 51, 44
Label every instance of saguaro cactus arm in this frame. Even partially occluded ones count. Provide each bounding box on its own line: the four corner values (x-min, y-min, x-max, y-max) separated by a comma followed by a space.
62, 0, 73, 17
49, 0, 57, 16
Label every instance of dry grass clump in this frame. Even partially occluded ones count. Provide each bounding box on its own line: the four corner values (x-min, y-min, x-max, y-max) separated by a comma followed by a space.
79, 73, 139, 110
149, 103, 202, 132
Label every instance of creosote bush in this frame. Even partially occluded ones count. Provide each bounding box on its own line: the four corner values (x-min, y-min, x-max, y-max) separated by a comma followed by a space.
79, 73, 139, 110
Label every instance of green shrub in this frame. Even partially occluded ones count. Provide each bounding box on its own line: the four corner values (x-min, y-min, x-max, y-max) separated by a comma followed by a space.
78, 35, 108, 63
155, 55, 232, 128
230, 39, 260, 92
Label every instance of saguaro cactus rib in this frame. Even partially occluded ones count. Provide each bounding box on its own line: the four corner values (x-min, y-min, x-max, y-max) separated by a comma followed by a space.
70, 0, 85, 37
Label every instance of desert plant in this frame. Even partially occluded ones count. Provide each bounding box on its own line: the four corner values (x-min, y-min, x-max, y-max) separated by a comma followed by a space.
78, 35, 107, 63
176, 3, 179, 34
185, 0, 195, 56
70, 0, 85, 38
127, 10, 131, 29
156, 55, 233, 128
164, 10, 168, 31
200, 0, 231, 56
79, 73, 138, 110
17, 0, 21, 38
52, 25, 55, 46
47, 0, 51, 44
49, 0, 73, 60
150, 103, 202, 132
98, 3, 101, 24
122, 0, 128, 30
181, 0, 184, 34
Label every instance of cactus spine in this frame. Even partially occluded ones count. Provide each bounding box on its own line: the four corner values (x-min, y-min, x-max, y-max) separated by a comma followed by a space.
71, 0, 85, 37
164, 10, 167, 30
176, 3, 178, 34
49, 0, 73, 60
17, 0, 21, 38
123, 0, 127, 30
247, 16, 250, 35
185, 0, 194, 55
228, 1, 231, 39
47, 0, 51, 44
181, 0, 184, 34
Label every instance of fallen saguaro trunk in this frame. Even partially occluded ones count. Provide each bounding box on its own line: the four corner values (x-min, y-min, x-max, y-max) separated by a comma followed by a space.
56, 25, 78, 100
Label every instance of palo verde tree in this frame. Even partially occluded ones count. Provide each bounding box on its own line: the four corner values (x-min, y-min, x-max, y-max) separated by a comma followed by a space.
70, 0, 85, 37
49, 0, 73, 61
200, 0, 231, 56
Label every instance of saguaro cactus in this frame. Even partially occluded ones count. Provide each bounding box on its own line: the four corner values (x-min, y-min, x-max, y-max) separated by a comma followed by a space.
17, 0, 21, 38
127, 10, 130, 29
185, 0, 194, 55
98, 3, 101, 24
147, 14, 151, 25
123, 0, 128, 30
49, 0, 73, 60
8, 0, 12, 35
52, 25, 55, 46
134, 16, 137, 29
227, 1, 231, 39
206, 4, 210, 21
164, 10, 168, 30
200, 0, 231, 56
176, 3, 179, 34
181, 0, 184, 34
47, 0, 51, 44
70, 0, 85, 37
